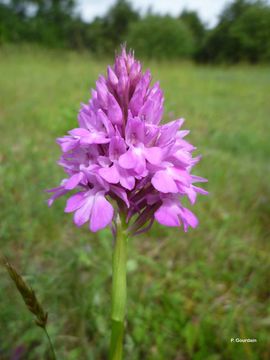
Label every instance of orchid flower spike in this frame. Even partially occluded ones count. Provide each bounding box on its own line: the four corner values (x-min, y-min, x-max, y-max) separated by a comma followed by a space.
47, 46, 207, 236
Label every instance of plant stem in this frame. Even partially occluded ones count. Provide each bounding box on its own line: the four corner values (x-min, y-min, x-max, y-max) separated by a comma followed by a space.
43, 327, 57, 360
109, 214, 128, 360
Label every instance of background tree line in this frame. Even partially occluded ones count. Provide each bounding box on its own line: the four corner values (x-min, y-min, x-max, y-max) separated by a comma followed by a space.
1, 0, 270, 63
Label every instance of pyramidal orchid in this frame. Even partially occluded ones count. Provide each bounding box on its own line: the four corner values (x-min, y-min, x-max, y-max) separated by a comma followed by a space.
47, 47, 207, 360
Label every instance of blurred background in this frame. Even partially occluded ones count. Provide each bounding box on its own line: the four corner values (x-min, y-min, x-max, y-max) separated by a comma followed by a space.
1, 0, 270, 61
0, 0, 270, 359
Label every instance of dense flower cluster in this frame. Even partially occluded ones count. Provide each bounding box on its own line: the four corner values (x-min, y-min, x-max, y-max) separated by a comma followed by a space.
47, 47, 207, 234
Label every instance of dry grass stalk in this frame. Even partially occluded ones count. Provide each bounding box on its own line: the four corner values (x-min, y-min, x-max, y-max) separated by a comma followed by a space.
1, 256, 48, 328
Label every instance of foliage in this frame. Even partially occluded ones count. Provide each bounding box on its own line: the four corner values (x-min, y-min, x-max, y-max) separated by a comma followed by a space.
0, 46, 270, 359
179, 10, 205, 46
103, 0, 139, 50
229, 4, 270, 62
0, 0, 77, 47
200, 0, 270, 63
127, 15, 195, 59
179, 9, 206, 60
83, 0, 139, 55
1, 0, 270, 62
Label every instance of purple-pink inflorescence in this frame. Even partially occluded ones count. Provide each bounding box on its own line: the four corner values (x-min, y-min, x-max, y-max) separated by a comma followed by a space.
47, 47, 207, 235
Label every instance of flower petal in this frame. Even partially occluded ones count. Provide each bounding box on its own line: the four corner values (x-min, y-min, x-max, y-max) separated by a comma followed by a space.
99, 165, 120, 184
144, 147, 162, 165
119, 171, 135, 190
64, 172, 84, 190
151, 170, 178, 193
47, 186, 68, 206
107, 66, 118, 86
65, 192, 85, 213
90, 194, 114, 232
155, 203, 181, 227
68, 128, 90, 137
108, 93, 123, 125
179, 207, 198, 232
74, 196, 94, 227
119, 149, 138, 169
110, 185, 130, 207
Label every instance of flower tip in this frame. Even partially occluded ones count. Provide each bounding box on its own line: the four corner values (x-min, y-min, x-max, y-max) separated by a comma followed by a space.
120, 42, 127, 50
179, 117, 185, 123
107, 66, 118, 86
47, 199, 53, 207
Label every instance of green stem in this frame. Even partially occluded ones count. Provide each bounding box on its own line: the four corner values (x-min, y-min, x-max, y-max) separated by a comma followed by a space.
109, 214, 128, 360
43, 327, 57, 360
110, 320, 124, 360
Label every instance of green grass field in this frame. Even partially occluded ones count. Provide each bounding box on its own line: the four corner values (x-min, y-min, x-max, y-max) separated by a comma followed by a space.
0, 46, 270, 360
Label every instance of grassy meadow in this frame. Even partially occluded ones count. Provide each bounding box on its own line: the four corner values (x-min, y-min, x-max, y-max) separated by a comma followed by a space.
0, 46, 270, 360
